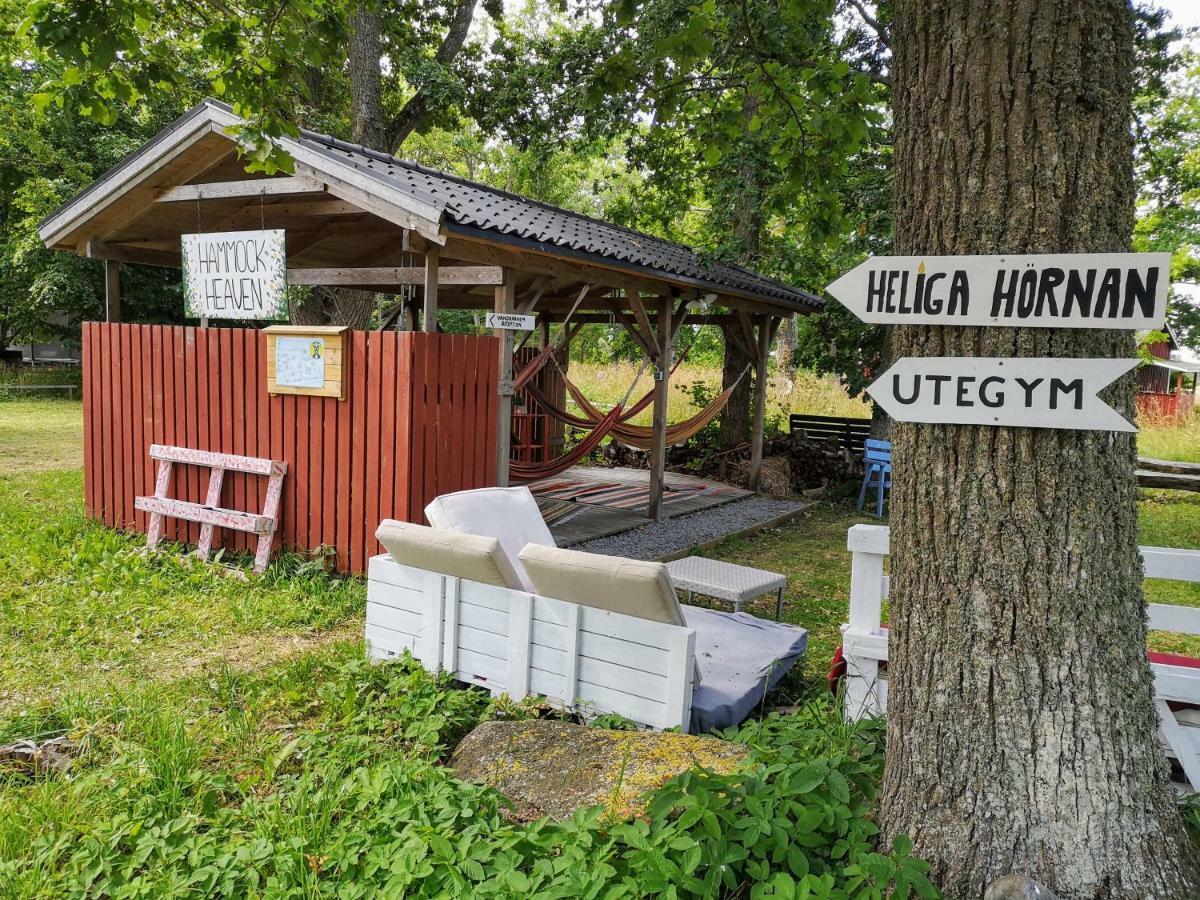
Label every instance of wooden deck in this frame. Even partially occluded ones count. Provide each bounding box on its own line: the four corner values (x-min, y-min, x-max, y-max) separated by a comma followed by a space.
530, 466, 750, 545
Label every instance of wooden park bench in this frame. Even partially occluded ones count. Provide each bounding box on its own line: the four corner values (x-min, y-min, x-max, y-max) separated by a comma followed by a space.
134, 445, 287, 574
789, 413, 871, 456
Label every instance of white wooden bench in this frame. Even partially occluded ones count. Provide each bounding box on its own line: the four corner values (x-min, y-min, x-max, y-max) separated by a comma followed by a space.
134, 444, 287, 573
838, 524, 1200, 791
367, 554, 696, 731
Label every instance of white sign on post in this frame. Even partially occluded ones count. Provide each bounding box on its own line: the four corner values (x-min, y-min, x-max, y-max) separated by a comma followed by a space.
866, 357, 1138, 432
274, 336, 326, 389
182, 229, 288, 320
486, 312, 537, 331
826, 253, 1170, 329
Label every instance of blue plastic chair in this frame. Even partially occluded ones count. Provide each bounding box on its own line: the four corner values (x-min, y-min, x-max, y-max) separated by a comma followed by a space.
856, 438, 892, 518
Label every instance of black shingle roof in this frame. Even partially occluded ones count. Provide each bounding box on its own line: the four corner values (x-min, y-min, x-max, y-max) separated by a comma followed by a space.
295, 130, 823, 311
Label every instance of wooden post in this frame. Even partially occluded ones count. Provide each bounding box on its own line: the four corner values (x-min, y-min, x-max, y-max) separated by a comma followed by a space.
648, 300, 673, 521
748, 316, 772, 491
104, 259, 122, 323
495, 271, 515, 486
422, 247, 439, 333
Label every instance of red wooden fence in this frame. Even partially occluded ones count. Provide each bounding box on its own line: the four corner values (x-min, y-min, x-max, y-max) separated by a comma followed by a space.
82, 322, 499, 573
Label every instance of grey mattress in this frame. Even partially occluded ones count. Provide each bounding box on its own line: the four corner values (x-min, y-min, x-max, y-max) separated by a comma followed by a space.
682, 605, 808, 733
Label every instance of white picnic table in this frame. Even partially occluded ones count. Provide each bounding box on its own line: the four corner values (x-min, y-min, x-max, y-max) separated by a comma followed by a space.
666, 556, 788, 620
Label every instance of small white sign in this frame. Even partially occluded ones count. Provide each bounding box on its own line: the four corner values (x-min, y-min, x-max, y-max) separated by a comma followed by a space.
866, 357, 1139, 432
826, 253, 1170, 330
486, 312, 537, 331
182, 229, 287, 320
274, 336, 326, 389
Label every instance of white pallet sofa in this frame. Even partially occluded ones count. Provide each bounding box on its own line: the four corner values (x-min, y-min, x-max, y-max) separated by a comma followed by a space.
837, 523, 1200, 791
366, 487, 808, 733
367, 544, 696, 730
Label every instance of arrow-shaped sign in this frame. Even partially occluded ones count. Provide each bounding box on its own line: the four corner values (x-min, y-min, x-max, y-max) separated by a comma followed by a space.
826, 253, 1170, 330
866, 357, 1139, 432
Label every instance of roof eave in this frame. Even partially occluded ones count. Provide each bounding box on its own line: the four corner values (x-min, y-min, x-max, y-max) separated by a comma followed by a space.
443, 222, 823, 315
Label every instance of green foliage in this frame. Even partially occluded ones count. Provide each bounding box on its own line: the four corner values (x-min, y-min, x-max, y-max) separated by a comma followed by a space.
1133, 38, 1200, 351
0, 649, 935, 898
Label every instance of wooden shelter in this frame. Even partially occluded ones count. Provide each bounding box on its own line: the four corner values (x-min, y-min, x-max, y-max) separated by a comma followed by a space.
41, 100, 823, 564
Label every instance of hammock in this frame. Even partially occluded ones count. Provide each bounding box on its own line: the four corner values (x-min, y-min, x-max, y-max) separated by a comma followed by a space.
510, 403, 626, 481
523, 366, 748, 451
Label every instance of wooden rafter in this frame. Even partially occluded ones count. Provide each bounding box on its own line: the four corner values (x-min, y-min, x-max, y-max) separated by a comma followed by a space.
156, 176, 325, 202
286, 265, 503, 286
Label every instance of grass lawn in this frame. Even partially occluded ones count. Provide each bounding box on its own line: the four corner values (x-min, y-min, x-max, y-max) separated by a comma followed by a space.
0, 396, 1197, 894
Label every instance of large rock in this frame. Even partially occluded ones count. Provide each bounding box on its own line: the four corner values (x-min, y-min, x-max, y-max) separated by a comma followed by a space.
450, 719, 750, 821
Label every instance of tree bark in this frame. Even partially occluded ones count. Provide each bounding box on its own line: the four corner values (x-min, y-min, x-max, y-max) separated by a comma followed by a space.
349, 3, 387, 150
880, 2, 1200, 897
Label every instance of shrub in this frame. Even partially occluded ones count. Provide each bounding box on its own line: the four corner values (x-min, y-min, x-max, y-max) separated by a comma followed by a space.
0, 656, 936, 898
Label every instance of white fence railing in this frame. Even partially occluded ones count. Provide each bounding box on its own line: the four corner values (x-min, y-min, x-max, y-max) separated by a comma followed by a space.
841, 525, 1200, 790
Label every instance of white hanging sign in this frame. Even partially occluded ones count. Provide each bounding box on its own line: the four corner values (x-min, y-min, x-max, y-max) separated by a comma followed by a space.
866, 357, 1139, 432
182, 229, 288, 320
486, 312, 537, 330
826, 253, 1170, 329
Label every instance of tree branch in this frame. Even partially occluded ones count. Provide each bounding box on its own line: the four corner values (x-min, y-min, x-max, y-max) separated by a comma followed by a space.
387, 0, 479, 152
847, 0, 889, 49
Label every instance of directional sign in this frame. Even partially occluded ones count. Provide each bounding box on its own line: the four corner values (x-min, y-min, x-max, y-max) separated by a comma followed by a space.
486, 312, 537, 331
826, 253, 1170, 330
866, 357, 1139, 432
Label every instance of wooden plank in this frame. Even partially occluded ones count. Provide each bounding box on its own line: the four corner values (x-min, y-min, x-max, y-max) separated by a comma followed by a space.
134, 496, 275, 535
378, 335, 397, 542
748, 318, 772, 491
1148, 603, 1200, 635
1143, 547, 1200, 583
422, 248, 440, 332
394, 335, 412, 523
495, 275, 515, 486
1140, 457, 1200, 476
104, 260, 122, 322
115, 325, 132, 528
365, 332, 384, 554
129, 325, 147, 530
648, 302, 672, 521
150, 326, 166, 533
350, 330, 368, 572
155, 175, 324, 202
336, 338, 353, 568
437, 334, 455, 495
421, 335, 440, 516
365, 623, 419, 660
450, 336, 468, 492
81, 324, 95, 516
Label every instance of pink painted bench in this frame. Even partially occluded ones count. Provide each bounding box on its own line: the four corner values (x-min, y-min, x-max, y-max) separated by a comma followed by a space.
134, 444, 287, 573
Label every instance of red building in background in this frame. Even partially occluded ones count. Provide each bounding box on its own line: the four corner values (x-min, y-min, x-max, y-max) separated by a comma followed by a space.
1138, 324, 1199, 422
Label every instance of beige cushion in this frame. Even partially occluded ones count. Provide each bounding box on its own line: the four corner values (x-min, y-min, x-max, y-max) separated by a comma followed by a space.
375, 519, 524, 590
424, 487, 554, 592
518, 544, 687, 626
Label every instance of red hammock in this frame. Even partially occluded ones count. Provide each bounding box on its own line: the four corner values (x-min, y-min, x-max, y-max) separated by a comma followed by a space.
509, 403, 626, 482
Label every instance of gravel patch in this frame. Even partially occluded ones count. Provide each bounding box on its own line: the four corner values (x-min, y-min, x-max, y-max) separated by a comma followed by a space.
571, 496, 808, 560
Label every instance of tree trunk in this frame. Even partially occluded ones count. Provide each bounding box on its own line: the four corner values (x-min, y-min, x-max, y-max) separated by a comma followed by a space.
880, 2, 1200, 897
289, 2, 382, 330
349, 3, 386, 149
774, 315, 796, 370
718, 93, 766, 453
